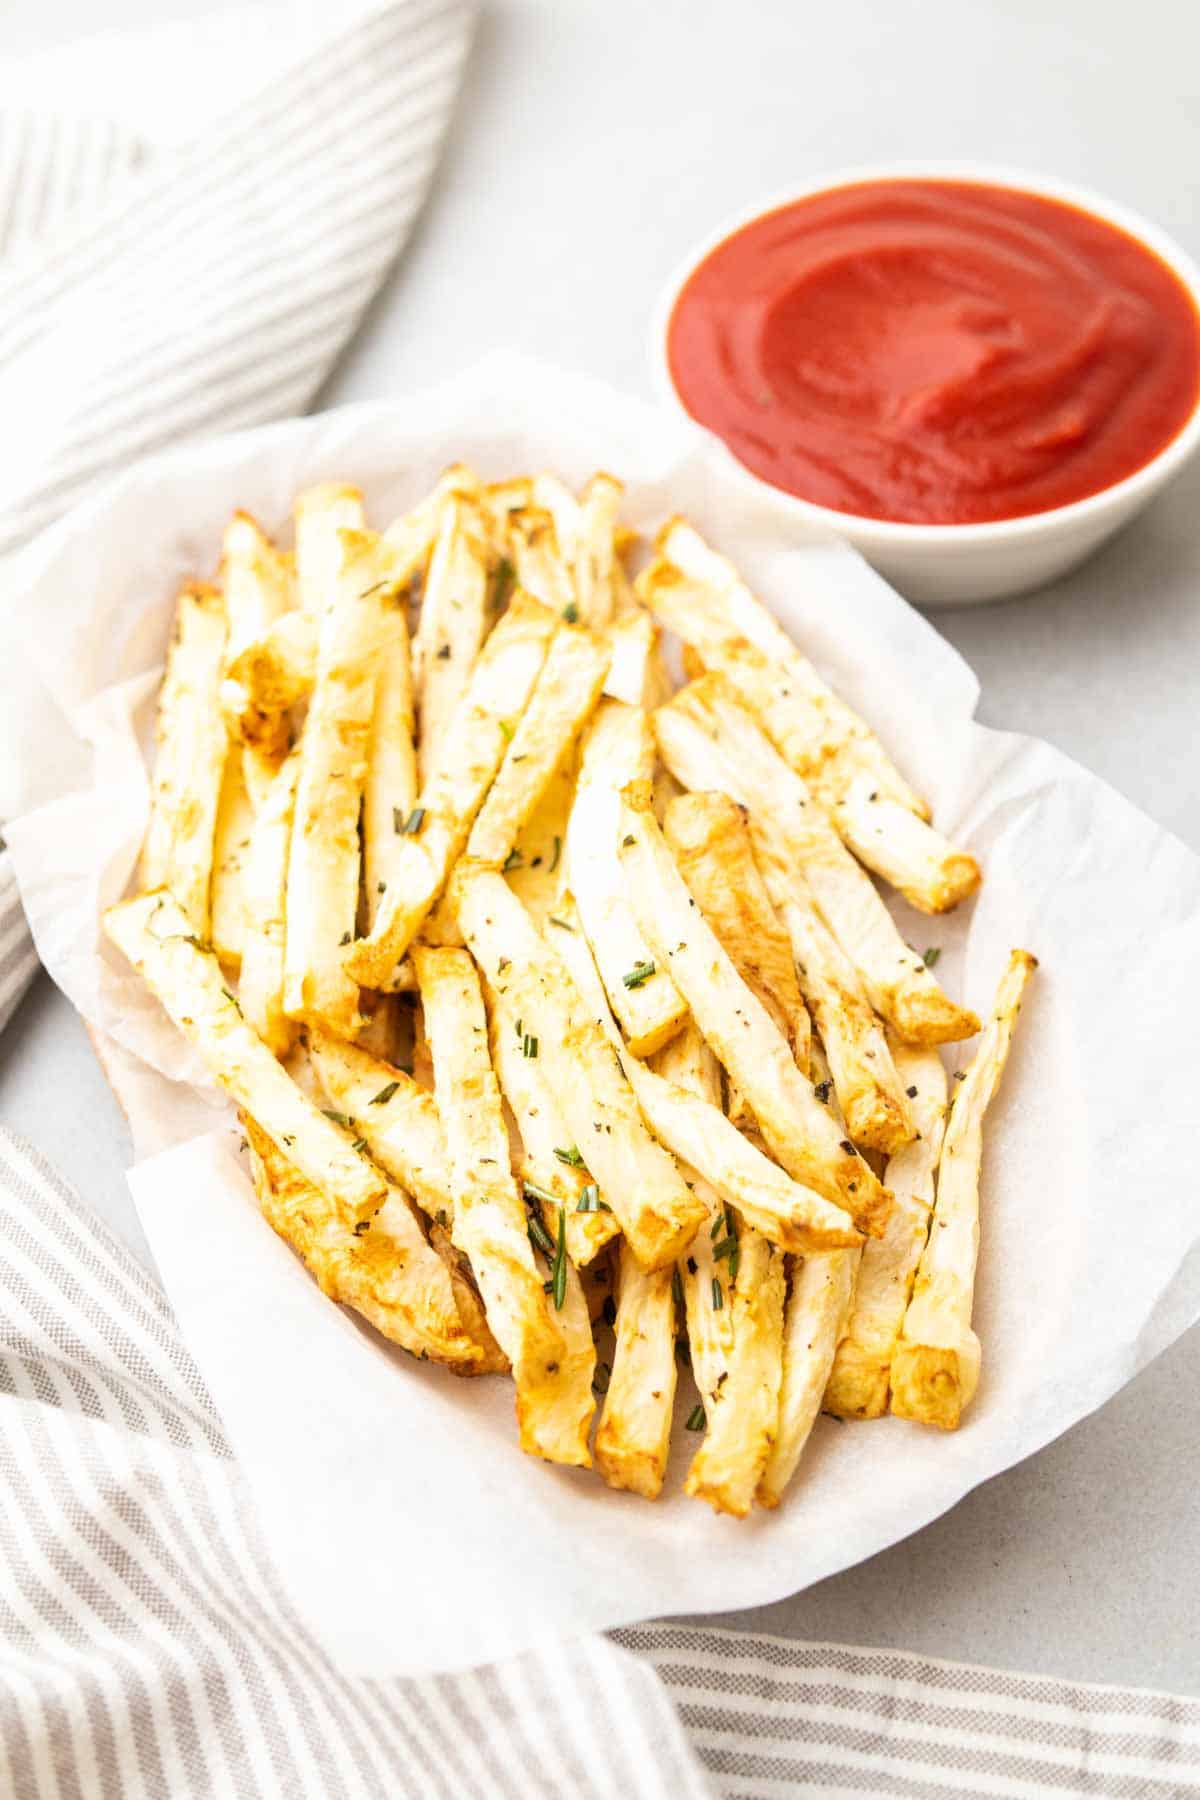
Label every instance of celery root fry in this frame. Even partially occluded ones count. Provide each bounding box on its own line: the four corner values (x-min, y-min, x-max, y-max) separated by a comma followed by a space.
891, 949, 1037, 1431
218, 513, 294, 757
307, 1029, 456, 1227
466, 621, 611, 867
509, 504, 576, 614
283, 529, 394, 1034
617, 787, 890, 1234
413, 945, 589, 1465
363, 581, 418, 932
413, 495, 491, 786
648, 519, 926, 813
663, 790, 810, 1074
225, 610, 316, 717
825, 1045, 948, 1419
140, 580, 229, 936
574, 472, 623, 626
486, 980, 619, 1267
555, 920, 861, 1255
454, 869, 707, 1271
210, 751, 256, 973
567, 701, 689, 1057
103, 893, 385, 1222
239, 751, 300, 1058
594, 1244, 677, 1499
245, 1118, 484, 1370
344, 594, 560, 987
833, 774, 983, 916
756, 1247, 859, 1508
293, 482, 365, 615
766, 873, 914, 1156
653, 679, 980, 1046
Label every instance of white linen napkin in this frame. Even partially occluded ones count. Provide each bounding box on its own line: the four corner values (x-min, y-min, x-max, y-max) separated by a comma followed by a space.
2, 1123, 1196, 1800
0, 0, 475, 1032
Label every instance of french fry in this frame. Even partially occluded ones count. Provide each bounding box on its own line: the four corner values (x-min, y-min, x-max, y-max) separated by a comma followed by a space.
413, 495, 491, 784
509, 505, 576, 615
645, 542, 980, 913
654, 678, 980, 1047
530, 475, 582, 562
602, 608, 673, 709
363, 578, 418, 932
756, 1248, 860, 1508
209, 751, 256, 972
466, 622, 611, 867
413, 946, 590, 1466
139, 580, 229, 936
486, 979, 619, 1267
663, 791, 810, 1077
307, 1029, 455, 1228
555, 919, 861, 1256
567, 702, 689, 1057
454, 868, 708, 1271
224, 610, 316, 716
617, 787, 890, 1234
650, 1024, 786, 1518
103, 893, 385, 1221
593, 1244, 677, 1498
344, 594, 560, 987
238, 751, 300, 1057
426, 1220, 510, 1375
218, 512, 294, 759
825, 1045, 948, 1418
283, 530, 390, 1033
293, 482, 365, 615
574, 472, 622, 626
891, 949, 1037, 1430
244, 1118, 485, 1370
383, 463, 479, 577
649, 519, 926, 813
765, 871, 914, 1155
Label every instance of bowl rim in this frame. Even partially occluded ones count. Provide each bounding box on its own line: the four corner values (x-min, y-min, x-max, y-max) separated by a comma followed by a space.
650, 159, 1200, 547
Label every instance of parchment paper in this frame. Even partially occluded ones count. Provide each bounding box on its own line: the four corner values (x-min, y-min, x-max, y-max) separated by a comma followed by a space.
6, 353, 1200, 1676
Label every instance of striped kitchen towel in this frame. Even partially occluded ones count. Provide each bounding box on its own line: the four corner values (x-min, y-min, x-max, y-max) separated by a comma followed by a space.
0, 0, 475, 1032
2, 1124, 1197, 1800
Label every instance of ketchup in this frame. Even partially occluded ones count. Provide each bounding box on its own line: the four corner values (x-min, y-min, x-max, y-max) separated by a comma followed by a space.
666, 179, 1200, 525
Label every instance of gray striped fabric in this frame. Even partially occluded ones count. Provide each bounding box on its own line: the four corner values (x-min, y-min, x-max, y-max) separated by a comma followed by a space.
0, 0, 475, 1033
2, 1124, 1198, 1800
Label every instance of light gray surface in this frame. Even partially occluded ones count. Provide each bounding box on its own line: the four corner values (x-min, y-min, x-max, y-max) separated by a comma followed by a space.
4, 0, 1200, 1696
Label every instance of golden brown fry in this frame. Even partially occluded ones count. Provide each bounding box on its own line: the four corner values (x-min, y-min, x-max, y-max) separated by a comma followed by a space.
413, 495, 491, 785
293, 482, 365, 615
891, 949, 1037, 1430
833, 774, 982, 915
218, 512, 294, 759
654, 678, 979, 1047
486, 979, 619, 1267
617, 786, 890, 1234
756, 1248, 859, 1509
344, 594, 560, 987
363, 580, 418, 932
567, 702, 689, 1057
465, 622, 611, 867
509, 504, 576, 615
104, 893, 385, 1221
283, 530, 390, 1033
413, 946, 589, 1465
663, 791, 810, 1076
454, 868, 708, 1271
245, 1118, 485, 1370
825, 1045, 947, 1418
307, 1029, 454, 1227
238, 751, 300, 1057
209, 751, 256, 973
224, 610, 316, 716
140, 580, 228, 936
593, 1245, 677, 1498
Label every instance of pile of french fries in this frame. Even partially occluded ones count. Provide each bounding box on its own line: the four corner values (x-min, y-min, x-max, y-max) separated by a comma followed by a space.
103, 465, 1037, 1515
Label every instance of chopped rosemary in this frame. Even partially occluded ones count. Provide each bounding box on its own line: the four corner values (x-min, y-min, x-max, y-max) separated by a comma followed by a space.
562, 601, 579, 624
621, 959, 656, 990
685, 1403, 705, 1431
523, 1179, 559, 1207
435, 643, 451, 660
498, 718, 514, 742
503, 846, 524, 872
576, 1184, 610, 1213
522, 1033, 538, 1059
621, 834, 635, 847
370, 1082, 399, 1106
322, 1109, 353, 1128
554, 1145, 584, 1166
922, 946, 941, 968
399, 807, 425, 836
711, 1277, 724, 1311
527, 1213, 556, 1256
551, 1206, 567, 1310
339, 931, 351, 945
351, 1137, 368, 1153
491, 557, 515, 609
547, 915, 574, 932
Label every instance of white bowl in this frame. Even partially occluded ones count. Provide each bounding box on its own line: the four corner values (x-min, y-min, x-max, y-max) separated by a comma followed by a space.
652, 161, 1200, 608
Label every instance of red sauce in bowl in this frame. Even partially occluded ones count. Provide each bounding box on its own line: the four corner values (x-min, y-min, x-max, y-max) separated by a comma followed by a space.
665, 178, 1200, 525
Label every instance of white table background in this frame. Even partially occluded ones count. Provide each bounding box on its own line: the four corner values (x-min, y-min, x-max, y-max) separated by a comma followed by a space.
3, 0, 1199, 1697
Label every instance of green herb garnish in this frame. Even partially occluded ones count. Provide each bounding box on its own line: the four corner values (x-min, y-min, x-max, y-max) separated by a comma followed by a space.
551, 1206, 567, 1310
621, 960, 656, 990
554, 1145, 584, 1166
370, 1082, 399, 1106
922, 946, 941, 968
711, 1277, 724, 1312
399, 807, 425, 836
685, 1403, 705, 1431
